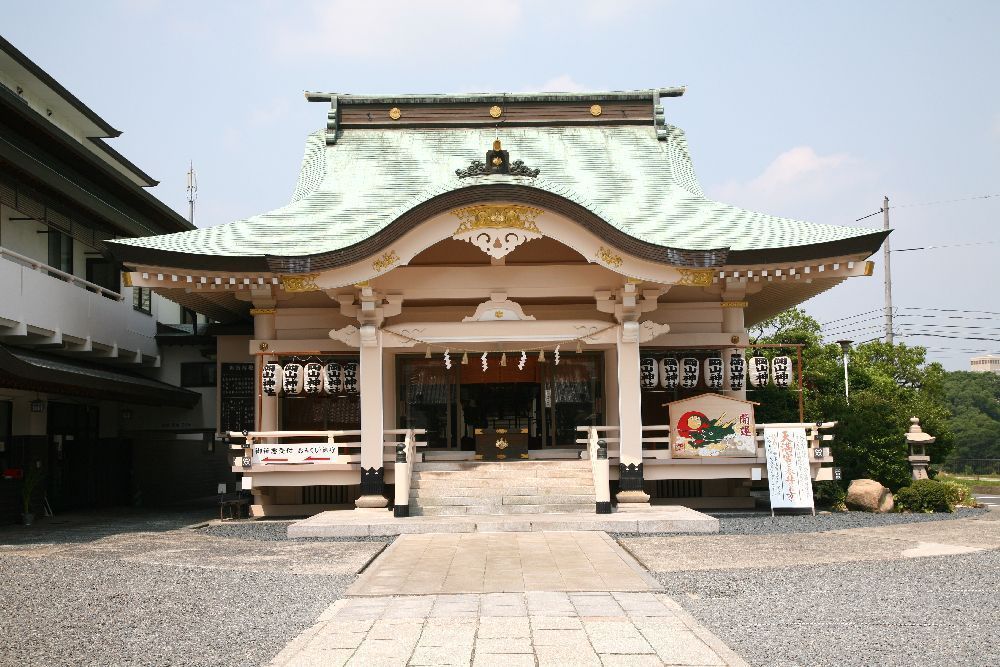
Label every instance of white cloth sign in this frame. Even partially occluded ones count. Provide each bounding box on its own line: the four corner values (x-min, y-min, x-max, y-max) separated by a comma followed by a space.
680, 358, 699, 389
728, 353, 745, 391
772, 356, 792, 388
261, 362, 282, 396
659, 358, 679, 389
252, 443, 339, 465
749, 357, 769, 387
640, 358, 659, 389
763, 427, 815, 511
703, 357, 724, 389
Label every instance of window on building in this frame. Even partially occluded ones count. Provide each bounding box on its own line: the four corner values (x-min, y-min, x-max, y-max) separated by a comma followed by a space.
180, 362, 217, 387
85, 258, 121, 297
47, 230, 73, 275
180, 307, 197, 325
132, 287, 152, 314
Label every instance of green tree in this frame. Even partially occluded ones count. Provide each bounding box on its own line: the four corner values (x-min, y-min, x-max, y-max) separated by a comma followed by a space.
941, 371, 1000, 463
748, 308, 953, 490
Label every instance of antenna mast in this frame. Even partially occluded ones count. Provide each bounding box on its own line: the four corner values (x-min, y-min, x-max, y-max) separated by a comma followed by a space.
186, 162, 198, 225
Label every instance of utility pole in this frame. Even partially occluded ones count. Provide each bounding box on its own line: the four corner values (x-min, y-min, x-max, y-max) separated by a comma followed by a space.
883, 195, 893, 344
186, 162, 198, 225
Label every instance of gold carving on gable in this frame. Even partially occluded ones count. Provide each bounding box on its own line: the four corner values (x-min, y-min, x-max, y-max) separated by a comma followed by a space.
372, 250, 400, 273
720, 301, 748, 309
281, 273, 319, 292
677, 269, 714, 287
590, 104, 602, 117
489, 105, 503, 118
388, 107, 401, 120
451, 205, 544, 260
595, 246, 623, 269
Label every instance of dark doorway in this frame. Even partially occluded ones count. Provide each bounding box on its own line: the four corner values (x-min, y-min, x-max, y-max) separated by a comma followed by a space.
47, 403, 130, 511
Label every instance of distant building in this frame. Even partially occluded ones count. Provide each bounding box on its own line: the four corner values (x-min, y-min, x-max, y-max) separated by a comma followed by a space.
0, 35, 235, 522
970, 354, 1000, 374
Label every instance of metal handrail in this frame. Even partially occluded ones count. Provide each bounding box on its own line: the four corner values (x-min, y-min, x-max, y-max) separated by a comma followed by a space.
0, 245, 124, 301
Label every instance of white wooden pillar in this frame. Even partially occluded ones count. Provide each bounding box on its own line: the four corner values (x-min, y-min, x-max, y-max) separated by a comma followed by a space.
252, 308, 278, 431
356, 324, 388, 509
616, 321, 649, 503
722, 303, 748, 401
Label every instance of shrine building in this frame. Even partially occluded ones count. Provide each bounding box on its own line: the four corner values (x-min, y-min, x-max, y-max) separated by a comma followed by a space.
107, 88, 887, 517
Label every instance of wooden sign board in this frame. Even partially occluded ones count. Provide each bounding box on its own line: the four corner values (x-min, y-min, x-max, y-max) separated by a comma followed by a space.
763, 427, 815, 513
668, 393, 757, 458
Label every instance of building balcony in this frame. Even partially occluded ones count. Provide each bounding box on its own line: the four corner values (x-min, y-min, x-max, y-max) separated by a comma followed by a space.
0, 245, 158, 364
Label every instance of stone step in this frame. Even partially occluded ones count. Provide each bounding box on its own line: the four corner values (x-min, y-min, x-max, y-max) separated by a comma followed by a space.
410, 486, 595, 498
412, 503, 596, 516
414, 460, 587, 471
412, 469, 592, 480
410, 494, 594, 507
410, 477, 594, 489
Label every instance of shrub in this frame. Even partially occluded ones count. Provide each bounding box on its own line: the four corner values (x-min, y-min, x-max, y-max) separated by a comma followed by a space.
939, 480, 978, 507
813, 480, 846, 510
894, 479, 955, 513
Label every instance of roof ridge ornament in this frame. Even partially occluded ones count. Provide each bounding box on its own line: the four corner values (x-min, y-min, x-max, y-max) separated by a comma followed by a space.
455, 139, 540, 179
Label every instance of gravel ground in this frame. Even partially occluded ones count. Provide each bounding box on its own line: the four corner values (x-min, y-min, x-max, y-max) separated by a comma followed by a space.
612, 507, 988, 538
0, 512, 387, 667
655, 550, 1000, 667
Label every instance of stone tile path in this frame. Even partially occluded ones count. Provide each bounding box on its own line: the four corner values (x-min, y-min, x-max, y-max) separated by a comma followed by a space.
348, 531, 655, 595
271, 531, 747, 666
269, 591, 747, 666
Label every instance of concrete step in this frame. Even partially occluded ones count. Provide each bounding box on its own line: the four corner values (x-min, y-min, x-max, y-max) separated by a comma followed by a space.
410, 477, 595, 489
411, 503, 596, 517
411, 494, 594, 507
412, 469, 592, 481
415, 460, 586, 469
410, 486, 595, 499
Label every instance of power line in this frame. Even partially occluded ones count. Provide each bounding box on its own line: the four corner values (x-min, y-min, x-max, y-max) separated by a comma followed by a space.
900, 307, 1000, 317
891, 193, 1000, 210
892, 240, 1000, 253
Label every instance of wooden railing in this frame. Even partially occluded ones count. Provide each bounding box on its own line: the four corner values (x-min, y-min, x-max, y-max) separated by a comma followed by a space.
0, 245, 123, 301
228, 428, 426, 465
576, 422, 836, 462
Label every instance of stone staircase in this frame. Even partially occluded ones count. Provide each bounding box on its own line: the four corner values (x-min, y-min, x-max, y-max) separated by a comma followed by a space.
409, 460, 596, 516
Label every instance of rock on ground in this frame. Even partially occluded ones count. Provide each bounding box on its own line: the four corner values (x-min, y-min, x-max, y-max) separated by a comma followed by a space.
846, 478, 895, 512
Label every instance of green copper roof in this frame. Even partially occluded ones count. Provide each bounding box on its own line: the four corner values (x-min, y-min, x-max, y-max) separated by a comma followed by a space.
108, 124, 885, 268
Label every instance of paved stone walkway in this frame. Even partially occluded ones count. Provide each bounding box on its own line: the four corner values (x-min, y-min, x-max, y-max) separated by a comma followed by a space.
269, 591, 747, 666
348, 531, 654, 595
271, 530, 747, 666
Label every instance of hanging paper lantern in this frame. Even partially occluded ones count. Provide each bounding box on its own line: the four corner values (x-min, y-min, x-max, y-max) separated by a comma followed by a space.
772, 356, 792, 388
680, 358, 699, 389
324, 362, 342, 394
703, 357, 724, 389
343, 362, 359, 394
304, 363, 324, 394
640, 357, 659, 389
748, 357, 769, 387
659, 358, 679, 389
282, 363, 304, 395
261, 362, 282, 396
728, 353, 746, 391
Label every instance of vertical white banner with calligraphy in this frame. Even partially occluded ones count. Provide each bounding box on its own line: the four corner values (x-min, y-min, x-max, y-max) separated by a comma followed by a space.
763, 427, 815, 512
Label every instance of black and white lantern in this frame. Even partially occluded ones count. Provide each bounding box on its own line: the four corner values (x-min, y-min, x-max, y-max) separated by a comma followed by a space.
772, 355, 792, 388
304, 363, 323, 394
343, 362, 359, 394
282, 363, 304, 395
704, 357, 724, 389
728, 352, 746, 391
261, 362, 282, 396
324, 362, 342, 394
748, 357, 769, 387
640, 357, 659, 389
659, 358, 679, 389
680, 357, 699, 389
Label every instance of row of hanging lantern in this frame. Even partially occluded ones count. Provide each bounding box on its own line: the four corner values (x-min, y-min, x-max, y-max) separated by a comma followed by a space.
640, 354, 793, 391
261, 361, 360, 396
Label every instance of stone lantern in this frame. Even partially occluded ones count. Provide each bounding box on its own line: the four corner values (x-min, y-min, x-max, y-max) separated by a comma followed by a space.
906, 417, 935, 480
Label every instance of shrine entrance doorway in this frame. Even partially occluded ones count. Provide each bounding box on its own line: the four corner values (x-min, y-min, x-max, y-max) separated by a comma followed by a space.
397, 351, 604, 454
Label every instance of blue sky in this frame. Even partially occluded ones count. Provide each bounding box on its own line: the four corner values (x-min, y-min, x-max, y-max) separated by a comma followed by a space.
4, 0, 999, 368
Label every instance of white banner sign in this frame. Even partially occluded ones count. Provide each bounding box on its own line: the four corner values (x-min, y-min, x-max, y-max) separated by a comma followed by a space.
763, 427, 815, 511
252, 444, 339, 465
